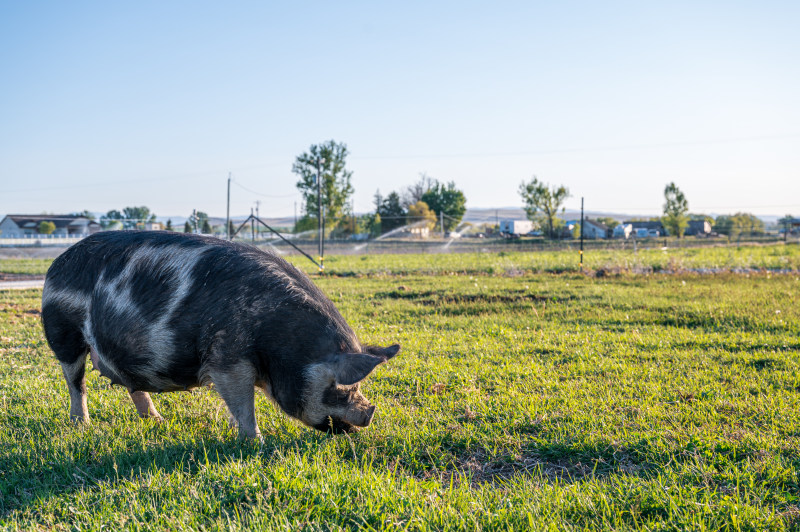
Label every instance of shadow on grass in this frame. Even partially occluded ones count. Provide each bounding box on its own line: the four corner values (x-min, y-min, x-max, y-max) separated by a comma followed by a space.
0, 421, 327, 517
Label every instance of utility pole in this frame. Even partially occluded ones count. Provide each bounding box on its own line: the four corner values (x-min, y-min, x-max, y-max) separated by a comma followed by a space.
316, 157, 324, 271
785, 218, 790, 243
250, 208, 255, 242
226, 172, 231, 240
294, 201, 297, 230
441, 211, 445, 238
579, 197, 584, 272
192, 209, 198, 234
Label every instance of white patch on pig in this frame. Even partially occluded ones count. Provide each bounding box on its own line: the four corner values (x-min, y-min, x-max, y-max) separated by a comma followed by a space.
301, 363, 338, 427
42, 284, 90, 315
144, 246, 208, 374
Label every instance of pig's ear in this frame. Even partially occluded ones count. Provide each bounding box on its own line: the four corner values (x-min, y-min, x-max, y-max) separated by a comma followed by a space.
365, 344, 401, 360
330, 353, 387, 386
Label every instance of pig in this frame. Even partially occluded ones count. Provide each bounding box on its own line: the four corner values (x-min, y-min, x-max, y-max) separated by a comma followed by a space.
41, 231, 399, 437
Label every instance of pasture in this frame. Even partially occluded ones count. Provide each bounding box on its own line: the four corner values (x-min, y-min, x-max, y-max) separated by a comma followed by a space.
1, 245, 799, 530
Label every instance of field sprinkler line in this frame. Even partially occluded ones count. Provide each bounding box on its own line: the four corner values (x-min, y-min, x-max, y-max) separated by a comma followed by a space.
231, 214, 321, 270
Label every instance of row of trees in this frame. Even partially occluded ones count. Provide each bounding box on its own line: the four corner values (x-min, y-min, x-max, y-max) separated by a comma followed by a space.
374, 175, 467, 233
517, 178, 781, 239
291, 141, 467, 236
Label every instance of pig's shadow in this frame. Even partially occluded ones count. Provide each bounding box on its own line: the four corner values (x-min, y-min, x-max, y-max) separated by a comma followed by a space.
0, 425, 327, 517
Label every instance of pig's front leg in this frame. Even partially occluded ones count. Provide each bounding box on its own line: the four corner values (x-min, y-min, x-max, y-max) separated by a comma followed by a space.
128, 391, 163, 421
210, 363, 261, 440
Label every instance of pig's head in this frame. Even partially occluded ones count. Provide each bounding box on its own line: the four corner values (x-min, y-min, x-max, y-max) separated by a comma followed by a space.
302, 344, 400, 434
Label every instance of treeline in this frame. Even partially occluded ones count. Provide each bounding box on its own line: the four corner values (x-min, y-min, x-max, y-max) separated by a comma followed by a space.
291, 141, 467, 237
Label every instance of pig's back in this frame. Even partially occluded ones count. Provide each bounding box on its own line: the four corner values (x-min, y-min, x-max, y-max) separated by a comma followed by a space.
43, 231, 304, 391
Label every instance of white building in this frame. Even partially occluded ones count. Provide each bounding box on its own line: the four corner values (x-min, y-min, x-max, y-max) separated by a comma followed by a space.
0, 215, 100, 238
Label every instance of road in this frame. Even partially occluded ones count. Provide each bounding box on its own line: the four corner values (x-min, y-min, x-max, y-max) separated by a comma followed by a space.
0, 280, 45, 290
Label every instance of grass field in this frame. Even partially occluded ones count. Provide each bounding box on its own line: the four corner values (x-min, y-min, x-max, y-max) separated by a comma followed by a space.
2, 242, 800, 277
1, 246, 799, 529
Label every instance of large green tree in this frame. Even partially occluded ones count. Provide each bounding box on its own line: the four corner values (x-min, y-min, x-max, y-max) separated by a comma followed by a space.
293, 140, 354, 231
662, 182, 689, 238
518, 177, 570, 239
420, 181, 467, 232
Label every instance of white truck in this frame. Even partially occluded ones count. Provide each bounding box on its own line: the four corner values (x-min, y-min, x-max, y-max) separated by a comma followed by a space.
499, 219, 534, 237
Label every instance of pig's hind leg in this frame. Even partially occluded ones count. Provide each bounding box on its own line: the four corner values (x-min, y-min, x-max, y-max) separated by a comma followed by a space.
42, 303, 90, 423
60, 356, 89, 423
128, 391, 164, 421
208, 363, 261, 440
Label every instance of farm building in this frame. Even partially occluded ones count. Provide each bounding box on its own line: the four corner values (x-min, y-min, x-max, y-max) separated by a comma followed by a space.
499, 219, 533, 237
0, 214, 101, 238
581, 219, 609, 239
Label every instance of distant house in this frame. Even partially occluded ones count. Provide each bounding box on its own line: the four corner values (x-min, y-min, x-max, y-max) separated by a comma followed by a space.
623, 220, 667, 237
685, 220, 712, 236
0, 215, 101, 238
581, 219, 609, 239
408, 225, 430, 238
144, 222, 163, 231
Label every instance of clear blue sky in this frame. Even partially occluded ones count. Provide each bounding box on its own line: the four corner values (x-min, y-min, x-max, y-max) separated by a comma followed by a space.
1, 1, 799, 220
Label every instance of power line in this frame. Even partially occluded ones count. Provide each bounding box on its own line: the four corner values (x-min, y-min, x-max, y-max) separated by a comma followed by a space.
230, 179, 298, 198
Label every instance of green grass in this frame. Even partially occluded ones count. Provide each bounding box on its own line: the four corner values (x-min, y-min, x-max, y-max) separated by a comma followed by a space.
2, 241, 800, 277
1, 252, 799, 529
0, 259, 51, 276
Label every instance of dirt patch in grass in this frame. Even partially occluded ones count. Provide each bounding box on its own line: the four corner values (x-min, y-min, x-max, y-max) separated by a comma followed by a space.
374, 289, 575, 306
409, 444, 653, 487
0, 273, 45, 281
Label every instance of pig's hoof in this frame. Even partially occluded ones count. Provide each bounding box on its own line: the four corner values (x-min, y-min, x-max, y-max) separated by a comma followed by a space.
70, 415, 90, 424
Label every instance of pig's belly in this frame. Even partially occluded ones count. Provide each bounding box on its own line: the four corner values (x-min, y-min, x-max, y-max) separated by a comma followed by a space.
89, 344, 201, 393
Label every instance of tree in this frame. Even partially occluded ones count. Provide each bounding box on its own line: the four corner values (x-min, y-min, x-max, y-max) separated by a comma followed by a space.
518, 176, 570, 239
377, 191, 406, 233
406, 201, 437, 231
184, 221, 192, 233
201, 219, 212, 234
71, 210, 96, 221
662, 182, 689, 238
356, 213, 381, 237
293, 140, 354, 231
401, 173, 436, 210
595, 217, 619, 230
101, 206, 156, 229
294, 216, 317, 234
778, 214, 796, 239
713, 213, 764, 238
165, 219, 174, 231
421, 181, 467, 232
38, 221, 56, 234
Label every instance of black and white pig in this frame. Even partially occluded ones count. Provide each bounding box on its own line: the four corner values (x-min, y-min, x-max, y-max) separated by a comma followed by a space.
41, 231, 399, 437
